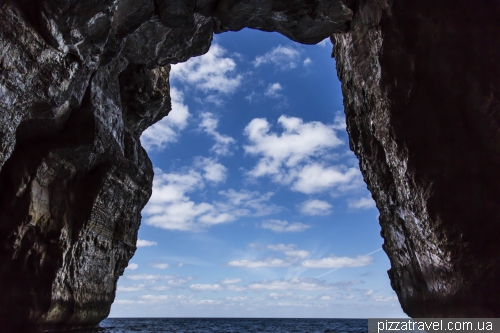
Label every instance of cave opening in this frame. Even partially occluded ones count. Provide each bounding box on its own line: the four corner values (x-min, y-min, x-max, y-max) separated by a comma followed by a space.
109, 28, 405, 319
3, 0, 500, 328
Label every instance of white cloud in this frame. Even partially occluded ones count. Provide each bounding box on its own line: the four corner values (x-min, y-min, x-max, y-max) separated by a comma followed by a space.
248, 278, 338, 291
348, 195, 376, 209
115, 300, 142, 305
151, 263, 170, 269
372, 295, 398, 302
332, 112, 346, 130
220, 278, 243, 284
136, 295, 195, 303
195, 157, 227, 183
141, 87, 189, 151
125, 274, 164, 281
303, 58, 312, 66
168, 278, 189, 286
226, 285, 247, 292
243, 115, 363, 196
189, 299, 222, 305
142, 168, 213, 231
267, 244, 310, 260
243, 115, 364, 196
268, 292, 295, 300
126, 263, 138, 270
299, 199, 332, 216
245, 91, 256, 103
123, 274, 193, 290
302, 255, 373, 268
244, 116, 342, 178
178, 262, 184, 267
190, 284, 223, 291
292, 164, 360, 194
260, 219, 311, 233
253, 45, 301, 70
117, 284, 145, 292
316, 38, 332, 47
136, 239, 158, 247
171, 44, 242, 94
150, 286, 170, 291
267, 292, 335, 301
217, 189, 282, 217
199, 112, 236, 156
264, 83, 283, 98
143, 167, 281, 231
226, 296, 247, 301
140, 295, 171, 301
227, 258, 291, 268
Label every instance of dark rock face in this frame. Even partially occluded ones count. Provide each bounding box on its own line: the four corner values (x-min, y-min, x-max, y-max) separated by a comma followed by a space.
0, 0, 499, 329
0, 0, 351, 330
332, 0, 500, 317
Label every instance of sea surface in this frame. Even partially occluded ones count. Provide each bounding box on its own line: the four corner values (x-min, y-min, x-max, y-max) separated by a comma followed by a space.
76, 318, 368, 333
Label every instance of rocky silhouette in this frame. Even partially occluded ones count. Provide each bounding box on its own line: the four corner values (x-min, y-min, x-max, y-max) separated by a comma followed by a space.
1, 0, 499, 330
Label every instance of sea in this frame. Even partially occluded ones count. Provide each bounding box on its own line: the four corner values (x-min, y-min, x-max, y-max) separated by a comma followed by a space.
75, 318, 368, 333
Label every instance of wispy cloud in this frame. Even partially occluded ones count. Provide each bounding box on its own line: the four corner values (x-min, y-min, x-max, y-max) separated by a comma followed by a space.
227, 258, 291, 268
302, 255, 373, 268
199, 112, 236, 156
332, 111, 346, 130
117, 284, 145, 292
195, 157, 228, 183
125, 274, 167, 281
292, 164, 360, 194
141, 87, 189, 151
217, 189, 282, 217
299, 199, 332, 216
171, 44, 242, 94
264, 83, 283, 98
253, 45, 302, 70
150, 263, 170, 269
124, 274, 193, 289
226, 285, 247, 292
348, 195, 376, 209
248, 278, 357, 291
126, 263, 139, 270
260, 219, 311, 233
267, 244, 310, 260
316, 38, 332, 47
190, 284, 223, 291
227, 243, 311, 268
142, 165, 281, 231
226, 296, 248, 301
220, 278, 243, 284
137, 239, 158, 247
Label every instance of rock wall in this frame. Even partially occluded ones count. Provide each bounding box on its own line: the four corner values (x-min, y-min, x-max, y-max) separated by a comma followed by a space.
0, 0, 499, 330
0, 0, 350, 330
332, 0, 500, 317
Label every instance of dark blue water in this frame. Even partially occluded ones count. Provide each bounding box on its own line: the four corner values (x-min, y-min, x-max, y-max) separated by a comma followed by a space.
77, 318, 368, 332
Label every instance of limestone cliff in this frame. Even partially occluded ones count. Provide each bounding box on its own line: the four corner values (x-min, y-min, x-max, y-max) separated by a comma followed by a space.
332, 0, 500, 317
0, 0, 499, 330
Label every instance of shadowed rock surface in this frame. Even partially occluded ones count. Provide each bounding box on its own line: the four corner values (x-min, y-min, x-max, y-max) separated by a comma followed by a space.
0, 0, 499, 330
332, 0, 500, 317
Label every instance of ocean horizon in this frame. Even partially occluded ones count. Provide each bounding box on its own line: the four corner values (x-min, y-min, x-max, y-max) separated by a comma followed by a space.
77, 318, 369, 332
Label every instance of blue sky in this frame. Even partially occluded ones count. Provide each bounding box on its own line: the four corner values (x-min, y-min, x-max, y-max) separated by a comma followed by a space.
109, 28, 406, 318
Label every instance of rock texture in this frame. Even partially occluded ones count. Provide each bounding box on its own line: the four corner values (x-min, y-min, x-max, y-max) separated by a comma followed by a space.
332, 0, 500, 317
0, 0, 351, 330
0, 0, 499, 330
